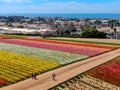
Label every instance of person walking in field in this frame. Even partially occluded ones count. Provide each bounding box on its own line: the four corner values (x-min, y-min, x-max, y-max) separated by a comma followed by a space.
31, 73, 34, 79
31, 73, 37, 80
52, 73, 56, 81
34, 73, 37, 80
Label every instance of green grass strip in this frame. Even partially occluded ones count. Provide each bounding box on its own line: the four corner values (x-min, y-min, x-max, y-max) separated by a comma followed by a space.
0, 34, 27, 39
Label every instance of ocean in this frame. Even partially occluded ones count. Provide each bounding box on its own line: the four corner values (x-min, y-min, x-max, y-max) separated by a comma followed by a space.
0, 14, 120, 19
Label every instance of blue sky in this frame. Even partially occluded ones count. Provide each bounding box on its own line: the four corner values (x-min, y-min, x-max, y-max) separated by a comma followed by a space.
0, 0, 120, 13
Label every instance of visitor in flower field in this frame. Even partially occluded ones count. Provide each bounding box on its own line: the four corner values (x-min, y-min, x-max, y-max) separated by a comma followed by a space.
31, 73, 34, 79
34, 73, 38, 80
31, 73, 37, 80
52, 73, 56, 81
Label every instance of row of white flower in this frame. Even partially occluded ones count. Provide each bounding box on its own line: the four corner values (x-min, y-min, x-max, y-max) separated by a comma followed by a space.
0, 42, 88, 65
79, 74, 120, 90
55, 73, 120, 90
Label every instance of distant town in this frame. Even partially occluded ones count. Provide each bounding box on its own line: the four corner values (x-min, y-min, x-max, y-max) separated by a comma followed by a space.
0, 16, 120, 39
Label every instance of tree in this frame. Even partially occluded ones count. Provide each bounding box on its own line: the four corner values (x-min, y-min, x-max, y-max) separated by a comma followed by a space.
70, 25, 77, 32
113, 28, 117, 39
80, 26, 87, 32
17, 25, 24, 28
111, 23, 114, 30
7, 23, 13, 27
90, 26, 97, 32
109, 20, 119, 27
113, 28, 117, 33
95, 20, 102, 25
56, 28, 64, 36
80, 27, 106, 38
65, 30, 71, 35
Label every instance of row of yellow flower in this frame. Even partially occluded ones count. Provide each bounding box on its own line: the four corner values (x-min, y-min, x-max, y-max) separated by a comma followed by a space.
0, 51, 60, 83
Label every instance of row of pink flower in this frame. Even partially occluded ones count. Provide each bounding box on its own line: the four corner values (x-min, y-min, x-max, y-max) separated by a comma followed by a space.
0, 39, 111, 56
22, 38, 116, 49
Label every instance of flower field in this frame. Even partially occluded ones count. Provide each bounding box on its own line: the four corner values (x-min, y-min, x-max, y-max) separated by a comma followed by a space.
0, 36, 8, 39
0, 79, 7, 87
0, 37, 118, 88
0, 39, 116, 56
0, 51, 59, 86
53, 74, 120, 90
0, 42, 87, 65
21, 38, 115, 48
87, 57, 120, 86
0, 35, 26, 39
0, 35, 14, 39
52, 57, 120, 90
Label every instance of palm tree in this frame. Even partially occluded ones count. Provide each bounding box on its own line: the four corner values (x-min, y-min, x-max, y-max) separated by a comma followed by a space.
113, 28, 117, 39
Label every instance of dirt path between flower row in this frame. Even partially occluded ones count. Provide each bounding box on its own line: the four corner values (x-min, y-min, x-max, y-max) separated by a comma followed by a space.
1, 49, 120, 90
51, 37, 120, 44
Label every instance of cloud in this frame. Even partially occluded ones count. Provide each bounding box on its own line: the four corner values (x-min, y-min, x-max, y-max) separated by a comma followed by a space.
32, 1, 120, 13
0, 1, 120, 13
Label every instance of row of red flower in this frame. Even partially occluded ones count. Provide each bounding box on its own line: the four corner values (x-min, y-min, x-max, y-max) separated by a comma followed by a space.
0, 78, 7, 86
0, 39, 113, 56
0, 36, 8, 39
22, 38, 117, 49
87, 57, 120, 86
